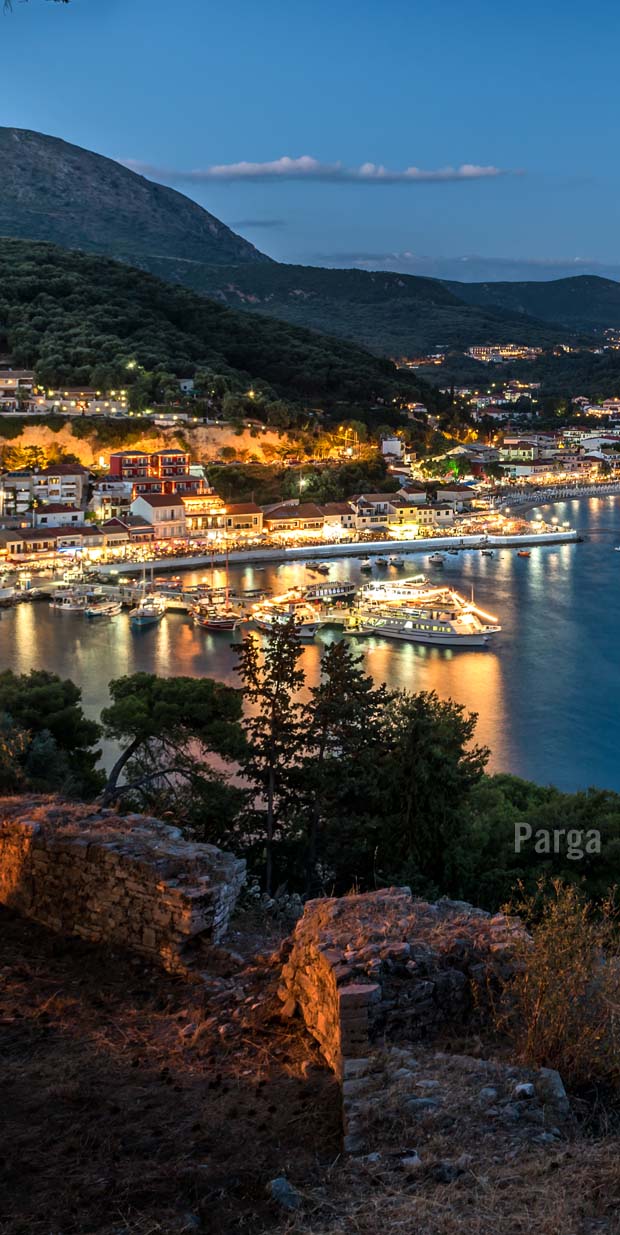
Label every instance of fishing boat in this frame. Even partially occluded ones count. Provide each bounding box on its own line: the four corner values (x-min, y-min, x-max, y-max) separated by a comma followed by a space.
428, 552, 445, 566
359, 557, 373, 571
50, 588, 96, 612
517, 549, 531, 558
349, 582, 501, 648
129, 594, 167, 628
84, 599, 122, 618
193, 544, 241, 631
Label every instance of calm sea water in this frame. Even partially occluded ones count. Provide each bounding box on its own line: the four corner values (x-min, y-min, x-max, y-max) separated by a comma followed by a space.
1, 496, 619, 792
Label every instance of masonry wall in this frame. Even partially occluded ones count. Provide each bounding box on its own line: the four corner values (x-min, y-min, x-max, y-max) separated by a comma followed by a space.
281, 888, 526, 1078
0, 797, 245, 971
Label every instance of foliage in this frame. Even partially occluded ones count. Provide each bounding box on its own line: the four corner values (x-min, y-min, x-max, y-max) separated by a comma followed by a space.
495, 880, 620, 1090
0, 238, 418, 408
100, 672, 244, 805
0, 669, 102, 797
234, 621, 305, 894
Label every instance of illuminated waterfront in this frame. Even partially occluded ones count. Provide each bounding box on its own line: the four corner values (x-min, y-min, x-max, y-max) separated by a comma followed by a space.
2, 496, 619, 792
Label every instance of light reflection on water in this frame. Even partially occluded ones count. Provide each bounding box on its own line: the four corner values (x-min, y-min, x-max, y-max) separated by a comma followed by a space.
1, 497, 619, 791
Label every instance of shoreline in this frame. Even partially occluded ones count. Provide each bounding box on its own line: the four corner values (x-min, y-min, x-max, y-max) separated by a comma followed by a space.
96, 528, 580, 576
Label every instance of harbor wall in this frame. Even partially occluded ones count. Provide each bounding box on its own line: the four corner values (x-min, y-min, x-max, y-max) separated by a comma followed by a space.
96, 529, 579, 576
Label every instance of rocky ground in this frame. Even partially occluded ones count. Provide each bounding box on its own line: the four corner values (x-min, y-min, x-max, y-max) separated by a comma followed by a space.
2, 905, 620, 1235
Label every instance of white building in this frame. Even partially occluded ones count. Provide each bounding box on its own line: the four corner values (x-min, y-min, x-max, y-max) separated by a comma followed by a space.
130, 494, 187, 538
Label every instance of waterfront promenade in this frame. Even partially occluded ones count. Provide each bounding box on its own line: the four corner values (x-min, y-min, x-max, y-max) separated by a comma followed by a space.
96, 527, 580, 576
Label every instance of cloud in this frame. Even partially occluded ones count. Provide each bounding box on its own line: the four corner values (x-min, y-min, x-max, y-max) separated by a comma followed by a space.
122, 155, 511, 185
229, 218, 286, 229
308, 251, 620, 282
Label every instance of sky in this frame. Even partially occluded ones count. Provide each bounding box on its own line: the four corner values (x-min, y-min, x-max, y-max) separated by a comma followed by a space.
2, 0, 620, 281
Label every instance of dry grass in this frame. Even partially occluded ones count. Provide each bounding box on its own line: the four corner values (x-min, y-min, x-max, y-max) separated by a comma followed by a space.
494, 881, 620, 1091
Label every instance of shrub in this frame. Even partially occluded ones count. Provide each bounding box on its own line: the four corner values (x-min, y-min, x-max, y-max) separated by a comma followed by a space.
497, 880, 620, 1090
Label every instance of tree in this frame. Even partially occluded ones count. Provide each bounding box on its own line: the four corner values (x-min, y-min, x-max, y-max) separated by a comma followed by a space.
298, 640, 388, 891
380, 691, 489, 892
0, 669, 102, 798
235, 621, 305, 894
100, 673, 244, 806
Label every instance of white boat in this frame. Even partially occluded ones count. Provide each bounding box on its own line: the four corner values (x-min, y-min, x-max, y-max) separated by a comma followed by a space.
0, 578, 15, 606
50, 590, 89, 612
349, 583, 501, 648
390, 555, 405, 568
129, 595, 167, 628
614, 546, 620, 552
305, 579, 357, 602
359, 558, 373, 571
251, 597, 322, 641
84, 599, 122, 618
428, 552, 445, 566
375, 556, 389, 567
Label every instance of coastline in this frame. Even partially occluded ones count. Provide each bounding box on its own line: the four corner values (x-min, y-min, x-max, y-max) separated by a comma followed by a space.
96, 527, 580, 576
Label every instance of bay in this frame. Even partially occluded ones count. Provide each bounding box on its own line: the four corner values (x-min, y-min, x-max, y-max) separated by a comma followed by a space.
1, 496, 619, 793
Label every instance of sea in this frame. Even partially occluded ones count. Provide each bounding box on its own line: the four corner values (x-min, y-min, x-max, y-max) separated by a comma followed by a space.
2, 495, 619, 794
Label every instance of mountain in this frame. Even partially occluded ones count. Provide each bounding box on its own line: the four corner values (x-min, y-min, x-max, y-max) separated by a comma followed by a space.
180, 262, 573, 356
0, 238, 414, 407
441, 276, 620, 333
0, 127, 593, 357
0, 127, 269, 269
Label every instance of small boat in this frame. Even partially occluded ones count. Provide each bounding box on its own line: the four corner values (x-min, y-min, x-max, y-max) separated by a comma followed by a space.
517, 550, 531, 558
481, 549, 495, 558
359, 558, 373, 571
84, 599, 122, 618
428, 553, 445, 566
614, 546, 620, 552
316, 562, 331, 574
446, 548, 459, 556
390, 555, 405, 568
129, 595, 167, 628
50, 590, 88, 612
375, 556, 389, 567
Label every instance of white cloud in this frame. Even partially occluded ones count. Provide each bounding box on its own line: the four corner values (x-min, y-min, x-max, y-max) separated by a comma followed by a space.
121, 155, 510, 185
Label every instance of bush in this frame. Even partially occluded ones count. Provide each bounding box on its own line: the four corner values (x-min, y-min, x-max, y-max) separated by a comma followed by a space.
497, 880, 620, 1090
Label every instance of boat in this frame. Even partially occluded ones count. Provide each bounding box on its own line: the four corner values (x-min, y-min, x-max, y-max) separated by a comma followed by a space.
193, 603, 240, 631
251, 596, 323, 641
428, 552, 445, 566
50, 588, 92, 612
0, 578, 15, 606
517, 550, 531, 558
316, 562, 331, 574
348, 582, 501, 648
129, 595, 167, 628
359, 558, 373, 571
375, 556, 389, 567
192, 543, 241, 630
446, 548, 459, 555
614, 546, 620, 552
304, 579, 357, 602
389, 555, 405, 568
481, 549, 495, 558
84, 599, 122, 618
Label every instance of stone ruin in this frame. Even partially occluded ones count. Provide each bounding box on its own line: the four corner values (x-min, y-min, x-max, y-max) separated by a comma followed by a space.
0, 796, 245, 972
280, 887, 571, 1156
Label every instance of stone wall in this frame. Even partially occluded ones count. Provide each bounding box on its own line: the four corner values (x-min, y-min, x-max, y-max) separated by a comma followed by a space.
0, 796, 245, 971
281, 888, 526, 1078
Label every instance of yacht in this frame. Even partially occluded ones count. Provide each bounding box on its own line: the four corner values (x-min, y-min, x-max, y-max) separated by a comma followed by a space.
129, 595, 167, 628
84, 599, 122, 618
251, 597, 322, 641
349, 582, 501, 648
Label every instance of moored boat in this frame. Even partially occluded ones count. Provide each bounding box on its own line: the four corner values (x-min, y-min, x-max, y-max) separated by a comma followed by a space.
129, 595, 167, 628
359, 557, 372, 571
517, 549, 531, 558
84, 599, 122, 618
348, 582, 501, 648
428, 552, 445, 566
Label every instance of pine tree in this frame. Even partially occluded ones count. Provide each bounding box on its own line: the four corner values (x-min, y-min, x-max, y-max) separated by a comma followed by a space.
235, 619, 305, 894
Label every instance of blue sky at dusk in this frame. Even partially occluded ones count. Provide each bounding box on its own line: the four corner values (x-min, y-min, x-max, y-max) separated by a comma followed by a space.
2, 0, 619, 281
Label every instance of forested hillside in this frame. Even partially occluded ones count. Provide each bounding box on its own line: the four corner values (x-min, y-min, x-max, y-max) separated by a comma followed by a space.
0, 240, 420, 407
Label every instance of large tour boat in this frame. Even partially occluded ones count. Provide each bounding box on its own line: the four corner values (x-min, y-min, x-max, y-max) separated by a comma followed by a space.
349, 580, 501, 648
250, 593, 323, 641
